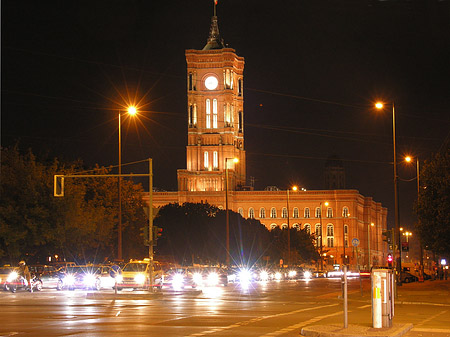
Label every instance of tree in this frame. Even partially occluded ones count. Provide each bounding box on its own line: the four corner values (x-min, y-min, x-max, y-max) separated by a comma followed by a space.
415, 147, 450, 256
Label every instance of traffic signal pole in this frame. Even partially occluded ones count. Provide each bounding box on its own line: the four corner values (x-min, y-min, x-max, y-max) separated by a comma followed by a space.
148, 159, 154, 292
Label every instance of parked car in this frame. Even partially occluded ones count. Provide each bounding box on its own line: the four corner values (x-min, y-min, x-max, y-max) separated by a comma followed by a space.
401, 271, 418, 283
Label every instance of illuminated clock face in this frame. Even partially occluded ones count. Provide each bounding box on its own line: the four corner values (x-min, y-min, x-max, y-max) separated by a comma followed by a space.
204, 76, 218, 90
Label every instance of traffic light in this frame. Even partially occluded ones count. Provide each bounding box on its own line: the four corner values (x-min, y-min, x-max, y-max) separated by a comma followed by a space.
152, 226, 163, 246
387, 254, 393, 269
382, 229, 393, 244
141, 226, 150, 246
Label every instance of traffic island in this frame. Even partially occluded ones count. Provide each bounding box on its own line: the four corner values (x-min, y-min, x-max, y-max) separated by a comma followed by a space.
300, 323, 413, 337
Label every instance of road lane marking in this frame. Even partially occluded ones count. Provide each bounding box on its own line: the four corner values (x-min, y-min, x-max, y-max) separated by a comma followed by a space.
186, 303, 339, 336
115, 311, 121, 317
412, 327, 450, 333
357, 304, 371, 309
261, 311, 344, 336
415, 310, 448, 327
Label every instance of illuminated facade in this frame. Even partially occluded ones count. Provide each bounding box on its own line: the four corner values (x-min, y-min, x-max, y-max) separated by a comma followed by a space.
151, 5, 388, 269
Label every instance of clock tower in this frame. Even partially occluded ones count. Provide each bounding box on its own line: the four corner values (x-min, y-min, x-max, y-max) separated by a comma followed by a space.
177, 4, 245, 192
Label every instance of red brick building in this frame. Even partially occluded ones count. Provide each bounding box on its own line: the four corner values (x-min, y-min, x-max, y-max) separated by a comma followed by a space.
151, 5, 388, 270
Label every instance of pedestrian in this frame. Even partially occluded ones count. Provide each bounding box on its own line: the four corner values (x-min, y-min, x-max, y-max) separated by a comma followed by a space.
18, 260, 32, 292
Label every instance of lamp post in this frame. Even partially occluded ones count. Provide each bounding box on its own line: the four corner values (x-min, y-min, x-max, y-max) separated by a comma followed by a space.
225, 157, 239, 267
319, 201, 328, 272
118, 106, 137, 261
368, 222, 374, 269
375, 102, 402, 284
287, 186, 298, 267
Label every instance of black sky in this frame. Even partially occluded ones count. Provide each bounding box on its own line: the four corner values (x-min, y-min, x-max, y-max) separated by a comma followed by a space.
2, 0, 450, 228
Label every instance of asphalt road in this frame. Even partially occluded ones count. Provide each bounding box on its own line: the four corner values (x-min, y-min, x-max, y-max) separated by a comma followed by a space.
0, 278, 449, 336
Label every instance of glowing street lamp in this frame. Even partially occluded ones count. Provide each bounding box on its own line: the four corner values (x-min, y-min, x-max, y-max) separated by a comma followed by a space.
118, 106, 138, 261
375, 101, 402, 284
287, 185, 298, 266
225, 157, 239, 267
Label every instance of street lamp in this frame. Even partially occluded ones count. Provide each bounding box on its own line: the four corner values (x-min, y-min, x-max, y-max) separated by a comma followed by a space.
118, 106, 138, 261
319, 201, 329, 271
368, 222, 374, 269
375, 101, 402, 284
225, 157, 239, 267
405, 155, 424, 279
287, 186, 298, 266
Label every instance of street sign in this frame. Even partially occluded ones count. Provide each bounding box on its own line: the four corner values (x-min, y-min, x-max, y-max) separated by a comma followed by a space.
352, 238, 360, 247
401, 242, 409, 252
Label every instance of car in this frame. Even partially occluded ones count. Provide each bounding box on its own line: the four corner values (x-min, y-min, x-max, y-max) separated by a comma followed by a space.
199, 267, 228, 286
58, 265, 102, 290
116, 259, 163, 291
29, 265, 63, 289
0, 266, 14, 290
401, 271, 418, 283
164, 267, 198, 290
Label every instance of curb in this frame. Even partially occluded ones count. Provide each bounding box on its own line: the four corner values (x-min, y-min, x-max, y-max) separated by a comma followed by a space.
301, 323, 413, 337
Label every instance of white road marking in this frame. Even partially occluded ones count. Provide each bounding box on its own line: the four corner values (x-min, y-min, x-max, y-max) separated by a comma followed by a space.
415, 310, 448, 327
357, 304, 371, 309
186, 303, 339, 336
115, 311, 121, 317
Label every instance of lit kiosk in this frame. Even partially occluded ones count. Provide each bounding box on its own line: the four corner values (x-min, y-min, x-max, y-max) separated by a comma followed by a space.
372, 268, 394, 328
177, 2, 246, 193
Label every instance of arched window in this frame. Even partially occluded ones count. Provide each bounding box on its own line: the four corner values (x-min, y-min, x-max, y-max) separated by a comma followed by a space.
204, 151, 209, 169
327, 224, 334, 247
304, 224, 311, 234
343, 207, 349, 218
315, 224, 322, 247
270, 223, 277, 230
293, 223, 300, 231
193, 104, 197, 125
188, 73, 193, 91
238, 208, 244, 217
282, 207, 288, 218
206, 99, 211, 128
304, 208, 310, 218
315, 207, 321, 218
213, 99, 218, 128
344, 225, 349, 247
293, 207, 299, 218
271, 207, 277, 218
327, 207, 333, 218
238, 78, 243, 96
213, 151, 218, 169
259, 207, 266, 218
249, 207, 255, 219
281, 223, 288, 229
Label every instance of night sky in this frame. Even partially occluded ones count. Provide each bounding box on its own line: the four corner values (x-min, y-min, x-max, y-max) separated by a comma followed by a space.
2, 1, 450, 228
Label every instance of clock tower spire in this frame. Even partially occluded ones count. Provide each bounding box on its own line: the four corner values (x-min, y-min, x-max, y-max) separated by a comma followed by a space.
177, 3, 246, 192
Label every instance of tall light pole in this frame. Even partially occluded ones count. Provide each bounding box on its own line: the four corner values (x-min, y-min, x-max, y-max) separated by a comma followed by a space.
375, 102, 402, 284
319, 201, 328, 272
287, 186, 298, 267
118, 106, 137, 261
368, 222, 374, 269
225, 157, 238, 267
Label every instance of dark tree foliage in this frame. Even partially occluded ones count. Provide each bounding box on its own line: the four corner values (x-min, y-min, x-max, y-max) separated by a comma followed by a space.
0, 145, 147, 264
153, 202, 318, 266
415, 147, 450, 256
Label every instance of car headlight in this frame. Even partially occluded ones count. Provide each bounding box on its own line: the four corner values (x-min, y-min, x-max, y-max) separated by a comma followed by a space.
288, 270, 297, 278
304, 271, 312, 279
274, 272, 282, 281
172, 273, 184, 288
7, 271, 18, 283
238, 269, 252, 284
84, 274, 96, 286
260, 270, 269, 281
64, 274, 75, 285
115, 274, 123, 283
192, 272, 203, 285
207, 272, 219, 286
134, 274, 146, 284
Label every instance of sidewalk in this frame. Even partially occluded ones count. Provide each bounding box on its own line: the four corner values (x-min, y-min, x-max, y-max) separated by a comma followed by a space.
301, 279, 450, 337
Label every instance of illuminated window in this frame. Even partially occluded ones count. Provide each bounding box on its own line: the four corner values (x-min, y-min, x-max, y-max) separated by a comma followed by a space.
327, 207, 333, 218
193, 104, 197, 125
204, 151, 209, 169
304, 207, 310, 218
260, 207, 266, 218
343, 207, 349, 217
213, 99, 218, 128
270, 223, 277, 230
213, 151, 218, 169
315, 207, 321, 218
315, 224, 322, 247
225, 69, 231, 89
206, 99, 211, 128
293, 207, 299, 218
304, 224, 311, 234
271, 207, 277, 218
281, 223, 288, 229
293, 223, 300, 231
282, 207, 288, 218
238, 208, 244, 217
249, 207, 255, 219
327, 224, 334, 247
